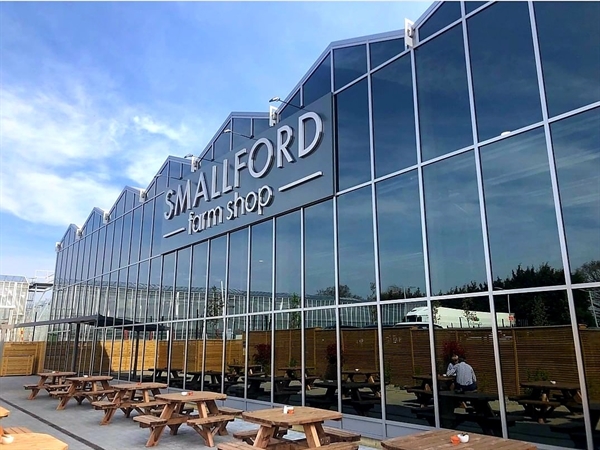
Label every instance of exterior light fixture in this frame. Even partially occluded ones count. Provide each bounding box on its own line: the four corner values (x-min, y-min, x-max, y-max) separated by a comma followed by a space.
269, 96, 304, 110
500, 131, 511, 136
183, 153, 202, 172
223, 129, 255, 140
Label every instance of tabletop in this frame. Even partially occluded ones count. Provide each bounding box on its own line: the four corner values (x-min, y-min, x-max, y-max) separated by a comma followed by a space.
381, 429, 536, 450
341, 369, 375, 375
520, 381, 580, 391
112, 382, 167, 390
279, 366, 315, 371
4, 432, 69, 450
156, 391, 226, 403
243, 406, 342, 426
438, 390, 498, 402
412, 374, 455, 381
66, 376, 113, 382
37, 371, 76, 378
0, 406, 9, 418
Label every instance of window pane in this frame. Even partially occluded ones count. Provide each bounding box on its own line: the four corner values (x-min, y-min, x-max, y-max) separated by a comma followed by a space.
232, 118, 252, 150
305, 200, 335, 307
337, 187, 376, 302
419, 1, 461, 41
376, 171, 426, 300
333, 44, 367, 91
424, 151, 486, 294
151, 195, 163, 257
495, 291, 585, 448
191, 242, 208, 320
276, 211, 301, 310
140, 201, 153, 261
279, 91, 301, 122
336, 78, 371, 191
370, 38, 404, 69
130, 207, 142, 264
372, 55, 417, 177
303, 54, 331, 106
207, 236, 227, 319
228, 229, 248, 315
160, 252, 175, 321
250, 220, 273, 313
248, 314, 273, 400
213, 123, 231, 160
175, 248, 190, 321
535, 1, 600, 117
465, 2, 486, 14
274, 312, 302, 405
416, 25, 473, 160
481, 128, 564, 287
253, 118, 270, 136
469, 2, 542, 141
552, 108, 600, 277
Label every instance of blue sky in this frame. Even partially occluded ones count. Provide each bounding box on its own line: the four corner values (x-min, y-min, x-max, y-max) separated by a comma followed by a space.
0, 1, 431, 279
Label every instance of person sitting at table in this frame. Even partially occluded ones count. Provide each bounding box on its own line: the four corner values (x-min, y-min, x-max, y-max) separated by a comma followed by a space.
447, 357, 477, 392
446, 354, 460, 376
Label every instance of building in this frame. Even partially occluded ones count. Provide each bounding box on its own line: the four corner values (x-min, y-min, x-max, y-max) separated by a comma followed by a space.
36, 2, 600, 449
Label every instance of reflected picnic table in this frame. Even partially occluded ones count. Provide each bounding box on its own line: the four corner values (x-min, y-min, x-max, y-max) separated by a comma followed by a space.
437, 390, 504, 436
228, 364, 262, 376
311, 380, 381, 416
518, 381, 581, 422
341, 369, 377, 383
242, 406, 342, 448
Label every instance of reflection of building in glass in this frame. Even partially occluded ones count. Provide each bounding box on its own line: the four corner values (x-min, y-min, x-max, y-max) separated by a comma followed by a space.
32, 2, 600, 449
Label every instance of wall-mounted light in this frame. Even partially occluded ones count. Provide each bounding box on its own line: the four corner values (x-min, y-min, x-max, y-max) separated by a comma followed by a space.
223, 128, 256, 140
75, 228, 83, 239
55, 242, 62, 252
269, 96, 304, 111
184, 153, 202, 172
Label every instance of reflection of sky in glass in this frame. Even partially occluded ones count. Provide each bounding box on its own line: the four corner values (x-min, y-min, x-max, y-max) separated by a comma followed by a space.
228, 229, 248, 292
552, 108, 600, 273
208, 235, 227, 291
336, 78, 371, 191
161, 252, 175, 319
305, 200, 335, 298
276, 211, 301, 296
337, 187, 376, 300
481, 128, 563, 284
416, 24, 473, 160
418, 1, 461, 41
303, 54, 331, 107
424, 151, 486, 293
535, 2, 600, 118
333, 44, 367, 90
468, 2, 542, 141
250, 220, 273, 295
376, 171, 426, 298
372, 55, 417, 177
369, 38, 404, 69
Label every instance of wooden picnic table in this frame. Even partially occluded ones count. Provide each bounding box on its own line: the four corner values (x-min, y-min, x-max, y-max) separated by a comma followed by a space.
55, 376, 114, 410
518, 381, 581, 422
134, 391, 233, 447
0, 405, 9, 436
229, 364, 262, 376
436, 390, 507, 436
2, 432, 69, 450
341, 369, 377, 383
24, 371, 76, 400
278, 366, 315, 379
242, 406, 343, 448
310, 381, 381, 416
93, 382, 167, 425
381, 429, 536, 450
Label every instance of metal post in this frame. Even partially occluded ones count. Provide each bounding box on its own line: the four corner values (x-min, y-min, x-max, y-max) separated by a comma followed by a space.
132, 330, 140, 380
31, 311, 38, 341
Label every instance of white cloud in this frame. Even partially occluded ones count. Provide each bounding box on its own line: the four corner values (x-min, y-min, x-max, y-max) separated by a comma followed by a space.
132, 115, 191, 145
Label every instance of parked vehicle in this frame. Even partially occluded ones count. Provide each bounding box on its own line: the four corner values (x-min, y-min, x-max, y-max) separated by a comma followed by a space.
399, 306, 513, 328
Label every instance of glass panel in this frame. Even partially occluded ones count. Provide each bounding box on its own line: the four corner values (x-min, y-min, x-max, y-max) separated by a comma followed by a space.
433, 297, 500, 435
340, 306, 382, 418
184, 319, 204, 389
147, 257, 161, 322
224, 316, 246, 395
552, 108, 600, 277
496, 291, 585, 448
574, 287, 600, 450
416, 24, 473, 161
369, 38, 404, 69
191, 242, 208, 321
160, 253, 176, 321
279, 91, 301, 122
250, 220, 273, 313
418, 1, 461, 41
248, 313, 273, 401
120, 212, 132, 266
303, 54, 331, 106
151, 195, 163, 257
305, 200, 335, 307
140, 201, 153, 261
175, 248, 190, 321
274, 312, 302, 405
535, 1, 600, 117
304, 309, 341, 411
336, 78, 371, 191
232, 117, 252, 150
130, 206, 142, 264
481, 128, 564, 288
465, 2, 486, 14
103, 223, 113, 275
372, 54, 417, 177
228, 229, 248, 316
207, 236, 227, 319
383, 300, 435, 424
424, 151, 486, 294
337, 187, 376, 302
333, 44, 367, 91
111, 217, 123, 271
376, 171, 426, 300
135, 261, 149, 323
253, 118, 270, 136
276, 211, 301, 311
213, 124, 231, 160
114, 192, 126, 218
468, 2, 541, 141
124, 265, 137, 321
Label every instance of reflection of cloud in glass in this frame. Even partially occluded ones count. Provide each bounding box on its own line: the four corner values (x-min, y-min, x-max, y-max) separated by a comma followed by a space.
276, 211, 301, 296
334, 44, 367, 90
552, 108, 600, 273
305, 200, 335, 298
481, 128, 563, 283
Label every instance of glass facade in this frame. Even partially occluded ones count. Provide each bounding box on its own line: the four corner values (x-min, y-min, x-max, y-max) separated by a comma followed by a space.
46, 2, 600, 449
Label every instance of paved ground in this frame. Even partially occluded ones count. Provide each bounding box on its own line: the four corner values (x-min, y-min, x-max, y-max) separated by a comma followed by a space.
0, 375, 381, 450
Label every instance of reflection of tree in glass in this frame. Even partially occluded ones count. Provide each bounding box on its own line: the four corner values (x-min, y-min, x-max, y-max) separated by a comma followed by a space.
462, 297, 479, 325
531, 296, 550, 327
317, 285, 361, 299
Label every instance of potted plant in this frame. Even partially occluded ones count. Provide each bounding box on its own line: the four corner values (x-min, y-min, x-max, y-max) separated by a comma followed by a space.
253, 343, 271, 373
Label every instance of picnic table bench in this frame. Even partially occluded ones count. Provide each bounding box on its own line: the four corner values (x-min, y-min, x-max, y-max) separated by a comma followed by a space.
381, 429, 536, 450
518, 381, 581, 423
92, 382, 168, 425
24, 371, 76, 400
55, 375, 114, 410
